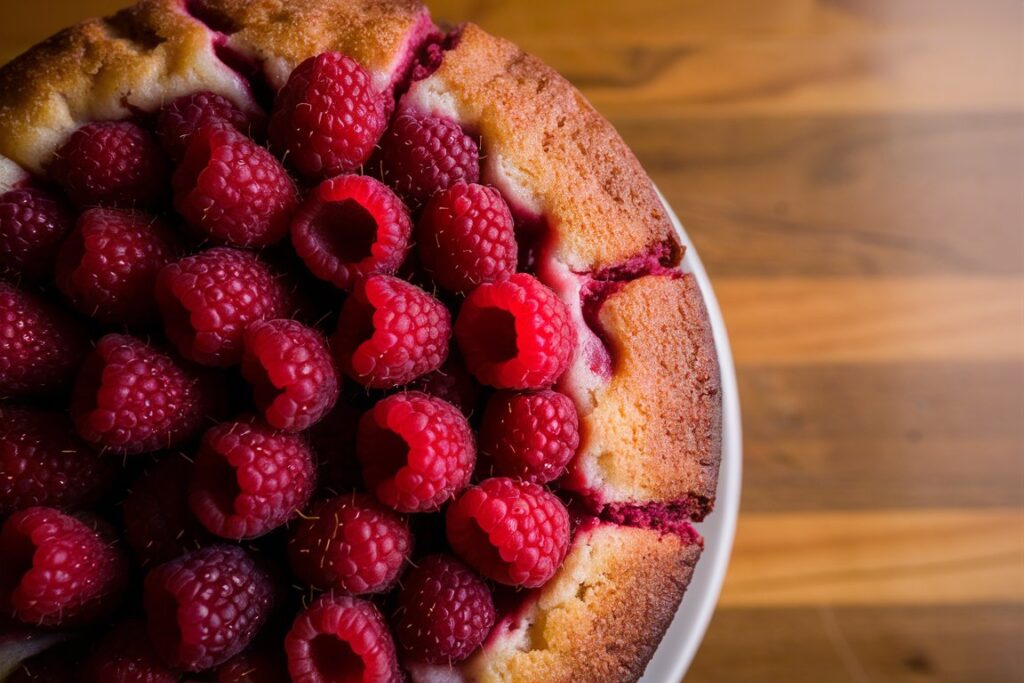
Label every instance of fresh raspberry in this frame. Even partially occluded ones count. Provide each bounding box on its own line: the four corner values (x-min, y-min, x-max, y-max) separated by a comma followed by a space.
284, 593, 401, 683
0, 281, 88, 397
241, 319, 339, 432
173, 124, 298, 248
410, 352, 482, 416
333, 275, 450, 389
288, 493, 412, 594
375, 112, 480, 210
0, 507, 129, 626
356, 392, 474, 513
417, 182, 517, 293
55, 208, 181, 326
0, 186, 75, 281
0, 406, 112, 516
217, 649, 289, 683
155, 247, 294, 366
393, 553, 496, 664
479, 389, 580, 484
308, 399, 362, 492
290, 175, 412, 291
143, 545, 274, 671
83, 619, 177, 683
122, 456, 209, 566
455, 273, 575, 389
188, 419, 316, 539
446, 477, 570, 588
157, 91, 266, 161
49, 121, 169, 209
268, 52, 388, 181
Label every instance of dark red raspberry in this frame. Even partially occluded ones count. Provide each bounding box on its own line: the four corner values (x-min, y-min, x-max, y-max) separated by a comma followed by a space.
49, 121, 169, 209
0, 406, 112, 516
55, 208, 181, 326
446, 477, 570, 588
0, 507, 129, 626
173, 124, 298, 247
410, 352, 482, 416
83, 619, 177, 683
143, 545, 273, 671
284, 593, 401, 683
375, 112, 480, 210
217, 649, 289, 683
357, 392, 474, 513
479, 389, 579, 484
157, 91, 266, 161
393, 553, 496, 664
155, 248, 294, 366
290, 175, 412, 291
0, 186, 75, 281
455, 273, 575, 389
418, 182, 517, 293
71, 334, 220, 455
288, 493, 412, 594
0, 281, 88, 396
308, 399, 362, 492
241, 319, 339, 432
333, 275, 450, 389
269, 52, 388, 181
188, 419, 316, 539
123, 456, 209, 566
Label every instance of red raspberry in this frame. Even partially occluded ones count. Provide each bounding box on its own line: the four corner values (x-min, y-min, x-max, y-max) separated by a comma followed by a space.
418, 182, 517, 293
375, 112, 480, 210
308, 400, 362, 492
71, 334, 220, 455
410, 353, 482, 416
446, 477, 570, 588
455, 273, 575, 389
357, 392, 474, 513
84, 619, 177, 683
290, 175, 412, 291
155, 247, 294, 366
479, 389, 579, 484
268, 52, 388, 181
49, 121, 169, 209
0, 281, 88, 396
188, 419, 316, 539
0, 406, 112, 516
0, 507, 129, 626
123, 456, 209, 566
143, 545, 273, 671
284, 593, 401, 683
157, 91, 266, 161
0, 186, 75, 281
217, 649, 289, 683
393, 553, 496, 664
333, 275, 450, 389
55, 208, 181, 326
241, 319, 339, 432
173, 124, 298, 248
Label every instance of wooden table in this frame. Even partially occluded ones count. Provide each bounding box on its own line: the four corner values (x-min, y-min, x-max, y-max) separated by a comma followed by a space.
4, 1, 1023, 681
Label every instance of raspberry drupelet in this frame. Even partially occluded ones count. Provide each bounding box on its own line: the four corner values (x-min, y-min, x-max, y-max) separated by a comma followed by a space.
0, 185, 75, 281
83, 619, 177, 683
157, 90, 266, 161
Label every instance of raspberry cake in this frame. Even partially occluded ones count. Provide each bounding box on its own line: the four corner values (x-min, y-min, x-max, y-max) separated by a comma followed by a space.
0, 1, 721, 681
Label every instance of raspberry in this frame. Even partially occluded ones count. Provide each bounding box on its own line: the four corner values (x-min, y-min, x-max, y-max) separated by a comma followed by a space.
49, 121, 169, 209
0, 507, 129, 626
155, 247, 294, 366
84, 619, 177, 683
55, 208, 181, 326
0, 186, 75, 281
393, 554, 496, 664
143, 545, 273, 671
418, 182, 517, 293
308, 400, 362, 492
217, 649, 289, 683
71, 334, 220, 455
0, 406, 112, 516
479, 389, 579, 484
122, 456, 209, 566
356, 392, 474, 513
410, 352, 482, 416
157, 91, 266, 161
288, 493, 412, 594
375, 112, 480, 210
188, 419, 316, 539
173, 124, 298, 248
269, 52, 388, 181
333, 275, 450, 389
290, 175, 412, 291
0, 281, 88, 397
454, 273, 575, 389
284, 593, 401, 683
241, 319, 339, 432
446, 477, 570, 588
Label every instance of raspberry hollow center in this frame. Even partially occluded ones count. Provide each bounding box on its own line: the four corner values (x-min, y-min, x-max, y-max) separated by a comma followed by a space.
310, 634, 364, 682
372, 427, 413, 483
0, 529, 35, 596
308, 199, 378, 264
200, 453, 242, 518
469, 307, 518, 363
